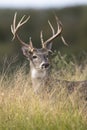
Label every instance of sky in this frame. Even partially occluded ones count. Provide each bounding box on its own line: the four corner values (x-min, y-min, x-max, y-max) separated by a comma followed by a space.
0, 0, 87, 8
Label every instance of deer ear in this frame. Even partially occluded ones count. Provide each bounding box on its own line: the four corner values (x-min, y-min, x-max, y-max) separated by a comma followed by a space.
46, 42, 52, 50
21, 46, 32, 58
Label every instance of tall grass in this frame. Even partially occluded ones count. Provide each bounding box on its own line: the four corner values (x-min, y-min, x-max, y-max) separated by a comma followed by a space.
0, 53, 87, 130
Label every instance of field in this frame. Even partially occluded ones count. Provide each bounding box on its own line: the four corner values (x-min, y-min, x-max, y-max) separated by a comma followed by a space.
0, 52, 87, 130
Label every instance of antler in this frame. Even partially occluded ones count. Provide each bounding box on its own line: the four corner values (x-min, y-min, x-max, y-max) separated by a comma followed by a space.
11, 13, 68, 51
40, 16, 68, 48
11, 12, 32, 48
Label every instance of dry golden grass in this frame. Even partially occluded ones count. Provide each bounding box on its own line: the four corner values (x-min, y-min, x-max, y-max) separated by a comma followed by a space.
0, 55, 87, 130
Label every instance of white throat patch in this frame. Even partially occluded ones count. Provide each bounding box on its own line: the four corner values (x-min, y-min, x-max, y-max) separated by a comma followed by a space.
31, 68, 47, 79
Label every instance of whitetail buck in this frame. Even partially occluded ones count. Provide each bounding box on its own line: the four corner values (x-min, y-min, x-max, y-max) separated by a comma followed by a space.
11, 13, 87, 100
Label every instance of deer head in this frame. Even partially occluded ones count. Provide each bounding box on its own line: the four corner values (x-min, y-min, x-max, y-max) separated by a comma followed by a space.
11, 12, 68, 77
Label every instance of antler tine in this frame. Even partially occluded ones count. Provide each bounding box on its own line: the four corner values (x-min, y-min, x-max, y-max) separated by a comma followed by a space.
11, 12, 30, 47
40, 31, 44, 47
48, 20, 55, 35
11, 12, 16, 40
11, 12, 18, 40
42, 16, 68, 48
61, 35, 68, 46
55, 16, 68, 46
17, 15, 30, 29
41, 20, 55, 48
28, 37, 34, 51
56, 16, 62, 35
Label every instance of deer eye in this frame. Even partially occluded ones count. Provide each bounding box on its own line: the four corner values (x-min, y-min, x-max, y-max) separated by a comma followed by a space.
32, 55, 37, 59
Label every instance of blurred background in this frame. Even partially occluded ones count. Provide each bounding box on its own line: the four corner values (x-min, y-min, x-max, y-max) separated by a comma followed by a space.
0, 0, 87, 68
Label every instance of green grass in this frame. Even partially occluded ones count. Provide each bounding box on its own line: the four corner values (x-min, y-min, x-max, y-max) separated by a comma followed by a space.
0, 54, 87, 130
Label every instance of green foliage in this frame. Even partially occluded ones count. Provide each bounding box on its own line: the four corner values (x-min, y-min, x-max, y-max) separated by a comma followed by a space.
51, 51, 87, 81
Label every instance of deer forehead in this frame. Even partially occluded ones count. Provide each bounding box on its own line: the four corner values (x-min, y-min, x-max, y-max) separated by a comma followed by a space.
33, 48, 49, 56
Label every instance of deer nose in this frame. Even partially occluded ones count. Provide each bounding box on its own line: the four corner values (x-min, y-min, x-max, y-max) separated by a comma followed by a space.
41, 63, 50, 69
